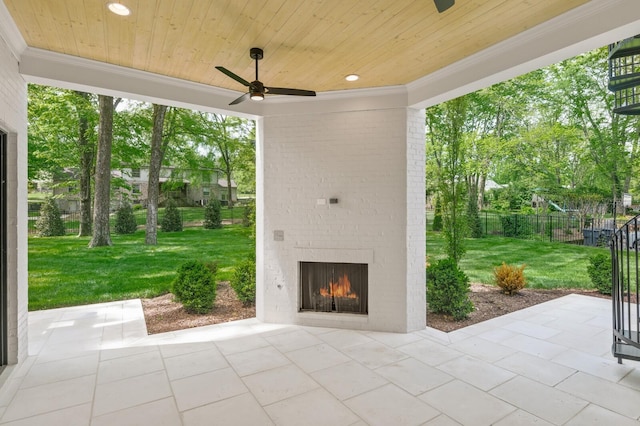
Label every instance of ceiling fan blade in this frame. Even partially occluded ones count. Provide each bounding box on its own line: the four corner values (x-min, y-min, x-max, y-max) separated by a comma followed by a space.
434, 0, 455, 13
215, 66, 251, 87
266, 87, 316, 97
229, 92, 250, 105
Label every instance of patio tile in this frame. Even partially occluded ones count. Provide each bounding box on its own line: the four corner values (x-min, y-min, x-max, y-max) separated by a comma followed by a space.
158, 341, 217, 358
363, 331, 423, 348
375, 358, 453, 396
564, 403, 640, 426
492, 409, 553, 426
397, 339, 463, 366
265, 329, 323, 353
265, 388, 360, 426
448, 336, 516, 363
476, 328, 517, 344
171, 367, 247, 412
310, 360, 387, 400
502, 320, 562, 340
1, 375, 95, 422
182, 393, 273, 426
91, 397, 181, 426
286, 343, 351, 373
423, 414, 462, 425
93, 370, 172, 416
619, 368, 640, 391
490, 376, 588, 425
497, 352, 576, 386
214, 335, 271, 355
437, 355, 515, 391
97, 349, 164, 384
98, 345, 158, 362
420, 380, 515, 426
551, 349, 633, 382
226, 345, 290, 377
0, 403, 91, 426
242, 364, 319, 406
163, 347, 228, 380
345, 383, 440, 426
317, 330, 375, 350
500, 334, 567, 359
342, 341, 408, 369
547, 329, 611, 355
20, 353, 98, 388
556, 371, 640, 419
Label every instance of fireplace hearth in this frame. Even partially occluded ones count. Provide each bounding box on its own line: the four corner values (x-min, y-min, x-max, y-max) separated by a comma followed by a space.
299, 262, 368, 314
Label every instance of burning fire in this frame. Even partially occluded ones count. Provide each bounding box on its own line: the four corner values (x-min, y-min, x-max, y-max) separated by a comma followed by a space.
319, 273, 358, 299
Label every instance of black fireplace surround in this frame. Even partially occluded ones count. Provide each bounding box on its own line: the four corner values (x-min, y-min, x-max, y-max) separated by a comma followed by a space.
299, 262, 368, 314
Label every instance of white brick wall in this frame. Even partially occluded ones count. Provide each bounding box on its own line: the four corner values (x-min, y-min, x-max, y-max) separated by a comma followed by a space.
0, 36, 29, 364
258, 106, 426, 332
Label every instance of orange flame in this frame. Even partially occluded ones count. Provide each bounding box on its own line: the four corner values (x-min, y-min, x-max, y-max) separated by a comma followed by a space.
319, 274, 358, 299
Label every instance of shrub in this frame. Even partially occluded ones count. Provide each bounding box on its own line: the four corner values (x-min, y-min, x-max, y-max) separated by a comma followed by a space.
231, 258, 256, 305
114, 203, 138, 234
426, 258, 474, 320
203, 199, 222, 229
161, 201, 183, 232
500, 214, 531, 238
35, 197, 66, 237
172, 260, 217, 313
493, 262, 527, 295
467, 196, 483, 238
432, 196, 443, 231
242, 199, 256, 228
587, 252, 612, 295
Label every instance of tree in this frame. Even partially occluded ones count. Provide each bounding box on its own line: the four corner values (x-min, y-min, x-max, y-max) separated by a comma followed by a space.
114, 202, 138, 234
75, 91, 96, 236
204, 198, 222, 229
89, 95, 118, 247
145, 104, 169, 245
35, 197, 65, 237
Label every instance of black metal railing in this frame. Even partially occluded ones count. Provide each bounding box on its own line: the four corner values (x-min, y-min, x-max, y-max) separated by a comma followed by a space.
611, 214, 640, 363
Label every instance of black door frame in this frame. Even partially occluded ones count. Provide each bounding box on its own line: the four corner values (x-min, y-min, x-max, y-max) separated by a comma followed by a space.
0, 131, 7, 367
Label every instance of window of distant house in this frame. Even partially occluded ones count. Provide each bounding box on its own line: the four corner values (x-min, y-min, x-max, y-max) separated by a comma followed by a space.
221, 194, 226, 201
68, 186, 73, 193
132, 184, 140, 194
203, 186, 210, 196
132, 168, 140, 178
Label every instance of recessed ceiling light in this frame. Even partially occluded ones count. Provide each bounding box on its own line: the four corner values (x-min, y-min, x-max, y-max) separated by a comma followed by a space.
345, 74, 359, 82
107, 2, 130, 16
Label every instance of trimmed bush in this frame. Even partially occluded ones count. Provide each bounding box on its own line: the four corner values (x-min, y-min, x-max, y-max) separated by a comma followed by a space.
493, 262, 527, 295
500, 214, 531, 238
114, 203, 138, 234
203, 198, 222, 229
231, 258, 256, 305
243, 199, 255, 228
161, 201, 183, 232
432, 196, 443, 231
35, 197, 66, 237
172, 260, 217, 314
467, 197, 483, 238
587, 252, 612, 295
426, 258, 474, 320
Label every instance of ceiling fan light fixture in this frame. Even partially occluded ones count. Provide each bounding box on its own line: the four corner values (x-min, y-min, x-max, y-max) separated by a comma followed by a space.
345, 74, 360, 82
250, 92, 264, 101
107, 2, 131, 16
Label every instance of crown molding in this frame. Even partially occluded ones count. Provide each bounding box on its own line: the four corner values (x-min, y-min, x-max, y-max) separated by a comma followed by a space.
0, 1, 27, 61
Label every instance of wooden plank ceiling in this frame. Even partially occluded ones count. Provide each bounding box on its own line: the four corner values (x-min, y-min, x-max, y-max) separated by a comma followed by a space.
4, 0, 589, 94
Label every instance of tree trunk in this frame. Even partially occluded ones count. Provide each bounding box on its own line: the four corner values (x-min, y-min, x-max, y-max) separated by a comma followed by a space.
145, 104, 168, 245
76, 91, 93, 236
225, 165, 234, 209
89, 95, 114, 247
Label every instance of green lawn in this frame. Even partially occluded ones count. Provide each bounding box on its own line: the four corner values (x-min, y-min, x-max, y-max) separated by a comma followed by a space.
427, 231, 603, 289
28, 225, 253, 310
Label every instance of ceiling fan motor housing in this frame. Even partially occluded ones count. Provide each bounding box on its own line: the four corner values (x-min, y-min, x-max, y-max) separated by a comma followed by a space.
250, 47, 264, 60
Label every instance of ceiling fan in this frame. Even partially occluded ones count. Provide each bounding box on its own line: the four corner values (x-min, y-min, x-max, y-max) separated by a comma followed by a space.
216, 47, 316, 105
434, 0, 455, 13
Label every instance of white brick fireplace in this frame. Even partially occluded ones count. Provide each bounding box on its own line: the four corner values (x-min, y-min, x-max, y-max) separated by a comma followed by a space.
256, 94, 426, 333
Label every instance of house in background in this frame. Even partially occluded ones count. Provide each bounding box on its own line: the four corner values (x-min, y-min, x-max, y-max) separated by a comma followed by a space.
33, 167, 237, 212
117, 166, 237, 207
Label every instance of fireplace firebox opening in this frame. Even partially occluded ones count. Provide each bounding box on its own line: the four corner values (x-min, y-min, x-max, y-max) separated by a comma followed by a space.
299, 262, 368, 314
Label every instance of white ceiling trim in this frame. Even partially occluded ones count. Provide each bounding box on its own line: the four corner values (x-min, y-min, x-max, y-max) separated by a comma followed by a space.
0, 0, 26, 62
408, 0, 640, 109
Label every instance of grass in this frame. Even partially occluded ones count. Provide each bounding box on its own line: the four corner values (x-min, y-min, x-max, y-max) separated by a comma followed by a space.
28, 225, 253, 310
427, 231, 603, 290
